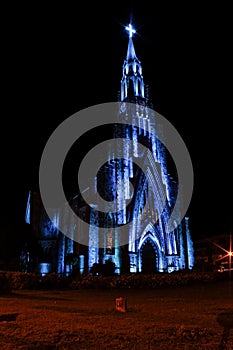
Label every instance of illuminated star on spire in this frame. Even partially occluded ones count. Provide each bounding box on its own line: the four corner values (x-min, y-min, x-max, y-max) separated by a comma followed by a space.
126, 23, 136, 38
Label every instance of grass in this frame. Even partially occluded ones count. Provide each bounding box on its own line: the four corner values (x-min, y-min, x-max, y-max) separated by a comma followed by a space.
0, 280, 233, 349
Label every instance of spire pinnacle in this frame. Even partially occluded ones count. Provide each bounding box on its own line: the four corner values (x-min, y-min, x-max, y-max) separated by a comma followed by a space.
125, 23, 137, 61
125, 23, 136, 38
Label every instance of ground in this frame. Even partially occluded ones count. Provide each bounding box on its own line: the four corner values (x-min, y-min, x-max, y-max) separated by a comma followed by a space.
0, 280, 233, 349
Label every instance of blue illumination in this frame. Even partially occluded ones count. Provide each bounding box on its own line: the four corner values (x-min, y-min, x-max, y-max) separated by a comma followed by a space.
89, 208, 99, 270
25, 191, 31, 224
185, 217, 195, 269
79, 255, 84, 274
39, 263, 52, 276
129, 253, 137, 273
31, 21, 194, 276
125, 23, 136, 38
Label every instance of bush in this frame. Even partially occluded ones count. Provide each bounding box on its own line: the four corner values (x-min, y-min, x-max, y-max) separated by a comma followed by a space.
90, 259, 116, 276
37, 273, 70, 290
70, 270, 227, 290
7, 271, 38, 290
0, 271, 71, 291
1, 269, 228, 291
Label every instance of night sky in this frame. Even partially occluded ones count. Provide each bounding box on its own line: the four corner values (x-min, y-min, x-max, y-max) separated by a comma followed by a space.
1, 2, 231, 241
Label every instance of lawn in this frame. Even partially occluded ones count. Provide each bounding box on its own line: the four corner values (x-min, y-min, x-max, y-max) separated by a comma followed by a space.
0, 280, 233, 349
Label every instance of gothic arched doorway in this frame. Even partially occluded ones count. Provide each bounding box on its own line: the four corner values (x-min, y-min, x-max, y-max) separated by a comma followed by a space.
141, 240, 156, 274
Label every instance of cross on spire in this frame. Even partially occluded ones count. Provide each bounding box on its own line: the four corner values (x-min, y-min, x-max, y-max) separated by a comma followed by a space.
126, 23, 136, 38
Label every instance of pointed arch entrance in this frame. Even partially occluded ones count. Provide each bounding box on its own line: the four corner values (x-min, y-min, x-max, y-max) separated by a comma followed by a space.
141, 240, 156, 273
137, 224, 165, 273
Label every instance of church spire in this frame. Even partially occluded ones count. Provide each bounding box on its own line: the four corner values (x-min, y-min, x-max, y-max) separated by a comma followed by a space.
126, 37, 137, 61
126, 24, 137, 60
120, 23, 146, 105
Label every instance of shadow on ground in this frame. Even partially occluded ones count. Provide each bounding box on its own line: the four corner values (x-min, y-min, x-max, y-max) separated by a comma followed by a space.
0, 312, 20, 322
217, 309, 233, 349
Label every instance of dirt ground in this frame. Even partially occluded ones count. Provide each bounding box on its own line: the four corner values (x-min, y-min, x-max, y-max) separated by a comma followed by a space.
0, 280, 233, 349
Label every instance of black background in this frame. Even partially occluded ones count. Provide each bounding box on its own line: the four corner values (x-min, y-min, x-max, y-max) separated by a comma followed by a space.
1, 2, 231, 241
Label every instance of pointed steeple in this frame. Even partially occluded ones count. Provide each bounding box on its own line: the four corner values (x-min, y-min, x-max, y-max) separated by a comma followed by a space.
120, 23, 148, 105
126, 37, 137, 61
126, 24, 137, 60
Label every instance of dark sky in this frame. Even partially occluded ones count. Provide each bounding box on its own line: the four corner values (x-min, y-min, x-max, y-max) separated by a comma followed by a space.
1, 2, 231, 241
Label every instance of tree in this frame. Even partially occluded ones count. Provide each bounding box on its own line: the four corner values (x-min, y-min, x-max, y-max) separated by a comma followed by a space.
0, 221, 41, 272
90, 259, 116, 276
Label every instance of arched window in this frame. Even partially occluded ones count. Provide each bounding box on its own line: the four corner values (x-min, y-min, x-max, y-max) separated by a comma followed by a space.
128, 78, 134, 96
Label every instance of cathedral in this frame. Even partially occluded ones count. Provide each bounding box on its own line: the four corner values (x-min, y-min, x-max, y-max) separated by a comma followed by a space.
25, 24, 194, 276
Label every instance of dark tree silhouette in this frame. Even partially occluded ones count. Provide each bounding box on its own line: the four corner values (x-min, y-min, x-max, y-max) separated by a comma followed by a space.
90, 259, 116, 276
0, 221, 41, 272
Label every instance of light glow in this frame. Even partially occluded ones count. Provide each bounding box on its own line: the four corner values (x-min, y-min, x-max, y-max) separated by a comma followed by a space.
212, 233, 233, 263
126, 23, 136, 38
